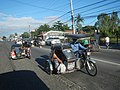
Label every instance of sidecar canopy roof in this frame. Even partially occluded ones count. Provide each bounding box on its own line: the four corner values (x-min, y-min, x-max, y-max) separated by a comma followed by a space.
51, 43, 71, 50
65, 34, 90, 39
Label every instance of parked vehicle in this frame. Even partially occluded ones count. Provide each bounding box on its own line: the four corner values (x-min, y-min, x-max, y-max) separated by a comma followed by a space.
45, 37, 61, 45
10, 44, 25, 60
33, 40, 40, 47
40, 40, 46, 46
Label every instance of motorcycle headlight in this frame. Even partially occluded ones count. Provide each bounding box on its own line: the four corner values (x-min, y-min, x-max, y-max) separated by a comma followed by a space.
87, 52, 91, 55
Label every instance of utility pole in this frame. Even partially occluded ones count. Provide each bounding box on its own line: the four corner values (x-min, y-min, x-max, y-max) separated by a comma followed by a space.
29, 25, 31, 38
70, 0, 75, 34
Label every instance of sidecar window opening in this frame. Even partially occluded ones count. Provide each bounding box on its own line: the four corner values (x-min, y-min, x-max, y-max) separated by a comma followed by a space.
62, 49, 76, 59
55, 49, 66, 61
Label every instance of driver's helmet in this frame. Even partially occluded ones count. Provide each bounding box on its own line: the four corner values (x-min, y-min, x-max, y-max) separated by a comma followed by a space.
72, 38, 77, 43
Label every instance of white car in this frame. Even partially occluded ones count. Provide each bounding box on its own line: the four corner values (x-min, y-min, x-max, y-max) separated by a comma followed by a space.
45, 38, 61, 45
40, 40, 45, 46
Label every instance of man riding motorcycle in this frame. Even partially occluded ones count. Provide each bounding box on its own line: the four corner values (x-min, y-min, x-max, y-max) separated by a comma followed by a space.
70, 38, 86, 58
23, 41, 31, 59
70, 38, 87, 69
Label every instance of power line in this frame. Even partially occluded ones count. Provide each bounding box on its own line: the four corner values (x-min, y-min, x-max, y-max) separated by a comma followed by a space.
82, 5, 120, 16
75, 0, 120, 15
57, 4, 120, 24
52, 0, 80, 11
47, 0, 58, 9
82, 10, 120, 19
73, 0, 108, 12
47, 0, 109, 24
11, 0, 64, 12
47, 12, 70, 24
83, 18, 97, 26
61, 11, 120, 27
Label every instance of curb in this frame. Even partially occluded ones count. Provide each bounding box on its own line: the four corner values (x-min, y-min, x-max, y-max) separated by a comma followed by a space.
100, 46, 120, 52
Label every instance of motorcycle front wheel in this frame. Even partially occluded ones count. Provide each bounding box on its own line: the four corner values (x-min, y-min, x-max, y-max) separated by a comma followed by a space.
85, 61, 97, 76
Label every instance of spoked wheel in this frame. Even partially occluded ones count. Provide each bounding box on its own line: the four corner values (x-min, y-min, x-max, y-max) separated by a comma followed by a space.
44, 61, 52, 75
85, 61, 97, 76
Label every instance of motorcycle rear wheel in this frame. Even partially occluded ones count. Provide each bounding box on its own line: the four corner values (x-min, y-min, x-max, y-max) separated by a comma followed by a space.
85, 61, 97, 76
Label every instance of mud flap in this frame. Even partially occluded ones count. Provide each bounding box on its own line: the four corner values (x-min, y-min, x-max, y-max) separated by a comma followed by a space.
76, 59, 80, 69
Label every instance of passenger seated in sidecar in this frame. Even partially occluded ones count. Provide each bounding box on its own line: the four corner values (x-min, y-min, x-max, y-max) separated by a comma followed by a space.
51, 45, 66, 73
48, 44, 79, 74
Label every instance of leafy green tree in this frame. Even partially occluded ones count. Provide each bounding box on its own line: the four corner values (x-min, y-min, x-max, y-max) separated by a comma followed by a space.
15, 33, 18, 36
95, 13, 111, 36
36, 24, 51, 35
82, 26, 96, 34
110, 12, 119, 35
52, 21, 69, 31
62, 24, 70, 31
22, 32, 30, 38
95, 12, 120, 37
31, 30, 37, 38
9, 34, 14, 38
2, 36, 6, 40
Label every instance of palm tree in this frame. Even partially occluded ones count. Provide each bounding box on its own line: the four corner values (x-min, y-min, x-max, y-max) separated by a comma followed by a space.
74, 14, 84, 33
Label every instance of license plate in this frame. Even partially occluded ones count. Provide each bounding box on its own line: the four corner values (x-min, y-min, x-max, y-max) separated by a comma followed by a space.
68, 62, 75, 70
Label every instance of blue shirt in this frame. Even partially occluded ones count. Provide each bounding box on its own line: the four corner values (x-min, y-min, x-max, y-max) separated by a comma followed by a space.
70, 42, 85, 53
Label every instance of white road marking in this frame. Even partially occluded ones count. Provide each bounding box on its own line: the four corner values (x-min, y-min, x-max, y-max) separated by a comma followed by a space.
92, 58, 120, 66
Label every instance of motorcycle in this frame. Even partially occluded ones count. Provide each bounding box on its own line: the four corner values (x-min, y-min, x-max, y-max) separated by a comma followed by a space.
106, 42, 109, 49
74, 47, 97, 76
25, 47, 31, 59
65, 34, 97, 76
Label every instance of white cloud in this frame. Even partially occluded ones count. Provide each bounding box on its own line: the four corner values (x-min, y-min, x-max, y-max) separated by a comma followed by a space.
44, 16, 59, 20
0, 12, 60, 36
0, 13, 44, 35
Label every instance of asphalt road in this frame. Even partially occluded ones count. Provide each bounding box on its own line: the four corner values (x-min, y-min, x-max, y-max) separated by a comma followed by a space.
31, 45, 120, 90
0, 41, 82, 90
0, 41, 120, 90
62, 49, 120, 90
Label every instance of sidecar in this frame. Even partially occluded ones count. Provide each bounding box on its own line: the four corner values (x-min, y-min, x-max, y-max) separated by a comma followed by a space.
44, 44, 80, 75
10, 44, 25, 60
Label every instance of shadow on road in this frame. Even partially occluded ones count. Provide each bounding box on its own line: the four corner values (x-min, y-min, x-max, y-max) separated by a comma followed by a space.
35, 55, 49, 72
0, 70, 49, 90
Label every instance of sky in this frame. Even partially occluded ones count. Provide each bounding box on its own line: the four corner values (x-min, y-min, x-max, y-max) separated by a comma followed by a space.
0, 0, 120, 37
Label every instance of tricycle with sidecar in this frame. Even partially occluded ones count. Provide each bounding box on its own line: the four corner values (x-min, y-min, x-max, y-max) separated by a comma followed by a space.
44, 34, 97, 76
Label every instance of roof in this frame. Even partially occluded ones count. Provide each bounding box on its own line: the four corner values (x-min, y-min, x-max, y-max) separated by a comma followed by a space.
51, 43, 71, 50
11, 44, 22, 47
22, 38, 32, 41
65, 34, 90, 39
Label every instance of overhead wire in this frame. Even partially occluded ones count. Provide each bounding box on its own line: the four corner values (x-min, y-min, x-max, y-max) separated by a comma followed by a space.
10, 0, 64, 12
47, 0, 109, 24
82, 5, 120, 16
74, 0, 120, 15
61, 0, 120, 26
52, 0, 80, 11
61, 10, 120, 27
82, 10, 120, 19
47, 0, 58, 9
6, 0, 120, 27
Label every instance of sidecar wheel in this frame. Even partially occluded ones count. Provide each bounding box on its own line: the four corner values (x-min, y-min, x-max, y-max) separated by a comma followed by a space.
85, 61, 97, 76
